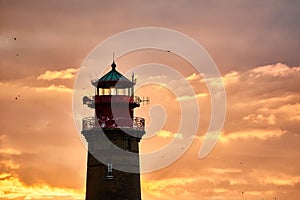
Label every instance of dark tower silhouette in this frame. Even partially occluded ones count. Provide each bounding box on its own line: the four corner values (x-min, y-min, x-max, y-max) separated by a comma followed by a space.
81, 61, 145, 200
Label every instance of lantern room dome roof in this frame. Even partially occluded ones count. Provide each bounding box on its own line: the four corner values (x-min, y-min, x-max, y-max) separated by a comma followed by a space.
92, 62, 133, 88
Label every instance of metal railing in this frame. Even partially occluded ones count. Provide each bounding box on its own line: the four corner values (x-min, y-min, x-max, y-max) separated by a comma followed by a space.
82, 116, 145, 131
82, 117, 96, 130
133, 117, 145, 130
133, 96, 141, 105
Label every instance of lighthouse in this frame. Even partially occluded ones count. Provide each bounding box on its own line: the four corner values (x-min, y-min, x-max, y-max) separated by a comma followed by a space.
81, 61, 146, 200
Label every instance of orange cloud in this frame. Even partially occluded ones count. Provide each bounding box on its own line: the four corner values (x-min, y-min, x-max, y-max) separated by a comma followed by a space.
37, 68, 78, 81
142, 177, 199, 199
34, 84, 73, 93
250, 63, 300, 77
253, 170, 300, 186
0, 174, 84, 200
222, 71, 240, 86
0, 80, 86, 197
155, 130, 183, 139
220, 129, 287, 143
209, 168, 241, 174
186, 73, 202, 81
0, 62, 299, 200
0, 148, 21, 155
176, 93, 208, 101
243, 113, 276, 125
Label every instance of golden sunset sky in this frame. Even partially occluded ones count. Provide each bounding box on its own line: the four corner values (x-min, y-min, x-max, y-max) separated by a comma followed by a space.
0, 0, 300, 200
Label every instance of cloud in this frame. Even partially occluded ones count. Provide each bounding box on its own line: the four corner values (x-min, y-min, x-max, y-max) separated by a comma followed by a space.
209, 168, 242, 174
0, 160, 20, 171
34, 84, 73, 93
186, 71, 240, 87
0, 60, 298, 199
156, 130, 173, 138
222, 71, 240, 86
0, 81, 86, 193
37, 68, 78, 81
243, 113, 276, 125
186, 73, 202, 81
244, 169, 300, 188
250, 63, 300, 77
222, 63, 300, 133
1, 0, 300, 83
142, 62, 300, 200
259, 174, 300, 186
155, 130, 183, 139
142, 176, 200, 199
176, 93, 208, 101
195, 128, 287, 144
220, 129, 287, 143
0, 0, 299, 198
0, 173, 12, 181
0, 174, 84, 200
0, 148, 21, 155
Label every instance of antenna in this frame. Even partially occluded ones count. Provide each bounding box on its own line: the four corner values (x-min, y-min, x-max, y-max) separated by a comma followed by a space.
132, 72, 135, 96
132, 72, 137, 84
141, 96, 150, 105
113, 52, 115, 62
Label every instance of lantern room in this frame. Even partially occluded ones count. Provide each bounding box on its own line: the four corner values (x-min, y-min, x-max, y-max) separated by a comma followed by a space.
83, 61, 144, 130
93, 61, 134, 96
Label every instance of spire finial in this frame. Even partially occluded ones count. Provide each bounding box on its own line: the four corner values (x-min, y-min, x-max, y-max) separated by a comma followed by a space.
111, 52, 116, 70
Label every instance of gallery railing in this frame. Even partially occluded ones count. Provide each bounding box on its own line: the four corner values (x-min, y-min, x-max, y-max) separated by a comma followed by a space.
82, 116, 145, 131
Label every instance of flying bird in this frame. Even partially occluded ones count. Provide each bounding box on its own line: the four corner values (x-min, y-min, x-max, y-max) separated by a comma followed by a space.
15, 94, 21, 100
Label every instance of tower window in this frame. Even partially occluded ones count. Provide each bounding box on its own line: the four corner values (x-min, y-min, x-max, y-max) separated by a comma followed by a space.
106, 163, 114, 179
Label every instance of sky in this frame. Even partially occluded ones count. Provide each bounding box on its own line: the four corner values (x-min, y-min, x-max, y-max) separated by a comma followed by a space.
0, 0, 300, 199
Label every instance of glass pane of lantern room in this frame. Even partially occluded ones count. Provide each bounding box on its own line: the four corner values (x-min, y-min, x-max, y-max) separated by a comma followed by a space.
98, 88, 103, 95
104, 89, 110, 95
118, 88, 125, 95
110, 87, 116, 95
116, 88, 121, 95
128, 88, 131, 96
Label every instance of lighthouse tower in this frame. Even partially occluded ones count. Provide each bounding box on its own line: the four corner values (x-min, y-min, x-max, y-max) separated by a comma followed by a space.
81, 61, 145, 200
